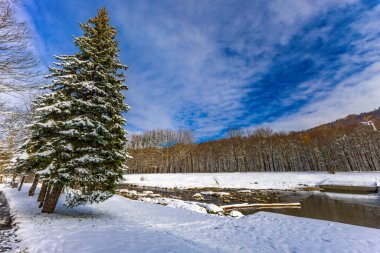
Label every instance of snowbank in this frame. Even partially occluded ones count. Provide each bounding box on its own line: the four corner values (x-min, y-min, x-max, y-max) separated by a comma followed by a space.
123, 172, 380, 190
3, 184, 380, 253
140, 197, 208, 214
321, 180, 377, 187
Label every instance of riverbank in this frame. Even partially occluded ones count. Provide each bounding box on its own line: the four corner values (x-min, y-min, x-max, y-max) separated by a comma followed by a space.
3, 184, 380, 253
123, 172, 380, 191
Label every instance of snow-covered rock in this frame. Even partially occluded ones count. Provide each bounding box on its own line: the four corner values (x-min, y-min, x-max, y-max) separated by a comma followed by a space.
140, 197, 208, 214
128, 190, 138, 195
139, 197, 224, 214
238, 190, 252, 193
191, 193, 204, 200
200, 191, 230, 197
229, 210, 244, 218
197, 203, 223, 214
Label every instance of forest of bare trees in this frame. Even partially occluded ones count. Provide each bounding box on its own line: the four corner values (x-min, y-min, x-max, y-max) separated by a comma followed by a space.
126, 120, 380, 174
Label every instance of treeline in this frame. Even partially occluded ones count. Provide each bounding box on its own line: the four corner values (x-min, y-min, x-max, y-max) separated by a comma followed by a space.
126, 123, 380, 173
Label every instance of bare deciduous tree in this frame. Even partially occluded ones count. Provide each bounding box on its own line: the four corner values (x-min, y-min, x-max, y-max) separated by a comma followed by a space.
0, 0, 40, 175
0, 0, 40, 93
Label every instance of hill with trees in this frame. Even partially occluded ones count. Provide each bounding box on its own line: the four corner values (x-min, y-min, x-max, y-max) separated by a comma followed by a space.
126, 108, 380, 174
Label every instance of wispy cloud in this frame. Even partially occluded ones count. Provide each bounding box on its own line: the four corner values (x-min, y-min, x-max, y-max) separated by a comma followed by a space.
257, 1, 380, 131
260, 61, 380, 131
20, 0, 380, 140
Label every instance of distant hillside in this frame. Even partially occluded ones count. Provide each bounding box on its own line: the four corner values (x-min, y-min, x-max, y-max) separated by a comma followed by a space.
127, 107, 380, 174
310, 107, 380, 132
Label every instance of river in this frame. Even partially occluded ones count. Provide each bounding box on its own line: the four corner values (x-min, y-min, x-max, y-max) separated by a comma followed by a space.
120, 185, 380, 229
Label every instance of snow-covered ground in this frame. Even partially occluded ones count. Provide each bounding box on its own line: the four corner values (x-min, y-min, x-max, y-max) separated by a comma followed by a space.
123, 172, 380, 190
3, 184, 380, 253
119, 189, 226, 215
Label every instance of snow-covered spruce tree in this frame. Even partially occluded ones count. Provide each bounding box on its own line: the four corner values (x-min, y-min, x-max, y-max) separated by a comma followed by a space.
19, 8, 129, 213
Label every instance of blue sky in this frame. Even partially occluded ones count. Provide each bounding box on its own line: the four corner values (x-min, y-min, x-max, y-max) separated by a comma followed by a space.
20, 0, 380, 141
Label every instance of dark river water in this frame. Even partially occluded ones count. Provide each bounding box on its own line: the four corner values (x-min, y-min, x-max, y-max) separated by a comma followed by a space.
251, 193, 380, 228
120, 185, 380, 229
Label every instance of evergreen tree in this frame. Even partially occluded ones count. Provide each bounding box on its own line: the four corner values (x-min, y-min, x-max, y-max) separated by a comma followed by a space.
16, 8, 129, 213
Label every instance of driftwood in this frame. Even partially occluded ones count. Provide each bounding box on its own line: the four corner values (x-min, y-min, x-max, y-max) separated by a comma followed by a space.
221, 202, 301, 211
319, 184, 378, 193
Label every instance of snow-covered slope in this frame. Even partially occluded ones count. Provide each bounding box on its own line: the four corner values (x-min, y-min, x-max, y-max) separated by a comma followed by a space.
3, 184, 380, 253
123, 172, 380, 190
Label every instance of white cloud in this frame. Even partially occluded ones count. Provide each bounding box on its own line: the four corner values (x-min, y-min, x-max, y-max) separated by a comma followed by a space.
260, 62, 380, 131
108, 0, 363, 138
18, 0, 379, 139
259, 3, 380, 132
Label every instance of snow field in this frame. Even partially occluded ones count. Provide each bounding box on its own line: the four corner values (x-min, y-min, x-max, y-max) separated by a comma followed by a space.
3, 184, 380, 253
123, 172, 380, 190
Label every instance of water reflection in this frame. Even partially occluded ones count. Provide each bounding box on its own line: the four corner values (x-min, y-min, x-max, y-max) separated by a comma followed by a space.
251, 194, 380, 229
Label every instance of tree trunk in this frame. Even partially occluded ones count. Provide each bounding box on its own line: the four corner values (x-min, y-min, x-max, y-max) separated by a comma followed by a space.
28, 174, 40, 196
11, 173, 17, 187
18, 175, 25, 191
37, 183, 48, 202
42, 184, 63, 213
39, 185, 51, 208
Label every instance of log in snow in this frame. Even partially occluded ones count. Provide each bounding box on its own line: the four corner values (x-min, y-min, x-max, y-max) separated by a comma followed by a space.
319, 180, 378, 193
221, 202, 301, 211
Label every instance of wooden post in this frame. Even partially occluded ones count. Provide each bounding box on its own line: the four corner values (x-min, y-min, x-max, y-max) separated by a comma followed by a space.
28, 174, 40, 196
18, 175, 25, 191
42, 184, 63, 213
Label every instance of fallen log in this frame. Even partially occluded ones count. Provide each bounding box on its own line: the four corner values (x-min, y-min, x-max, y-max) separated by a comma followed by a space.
319, 184, 378, 193
221, 202, 301, 211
